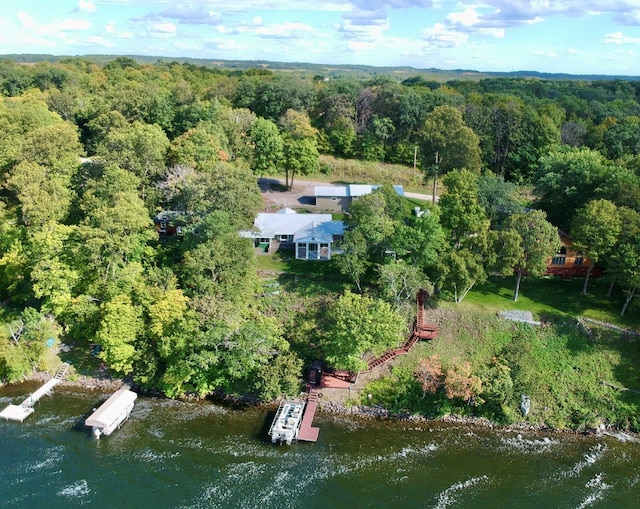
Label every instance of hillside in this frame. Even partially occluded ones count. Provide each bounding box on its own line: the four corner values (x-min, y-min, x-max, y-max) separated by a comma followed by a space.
3, 53, 640, 81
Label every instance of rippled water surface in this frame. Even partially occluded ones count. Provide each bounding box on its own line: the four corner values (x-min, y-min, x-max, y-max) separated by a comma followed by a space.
1, 383, 639, 508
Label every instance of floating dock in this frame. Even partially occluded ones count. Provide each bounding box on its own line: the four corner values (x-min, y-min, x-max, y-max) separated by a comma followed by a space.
0, 363, 70, 422
85, 386, 137, 439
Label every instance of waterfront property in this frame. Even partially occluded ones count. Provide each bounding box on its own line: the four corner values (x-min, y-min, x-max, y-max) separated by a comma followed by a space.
85, 386, 137, 439
0, 363, 69, 422
241, 208, 344, 260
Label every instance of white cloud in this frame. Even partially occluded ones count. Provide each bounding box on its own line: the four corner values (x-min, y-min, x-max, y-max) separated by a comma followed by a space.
105, 22, 116, 34
339, 19, 390, 42
150, 21, 177, 34
78, 0, 97, 13
604, 31, 640, 44
17, 11, 36, 29
614, 9, 640, 25
204, 38, 242, 51
447, 7, 506, 37
87, 36, 114, 47
421, 22, 468, 48
159, 5, 222, 25
57, 19, 92, 31
532, 49, 558, 59
173, 41, 202, 51
253, 21, 315, 39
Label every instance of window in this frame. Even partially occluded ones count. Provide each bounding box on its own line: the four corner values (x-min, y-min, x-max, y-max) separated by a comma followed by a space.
331, 197, 338, 202
574, 256, 583, 266
552, 256, 566, 265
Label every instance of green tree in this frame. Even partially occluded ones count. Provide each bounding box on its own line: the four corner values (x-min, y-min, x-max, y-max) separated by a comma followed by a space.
377, 260, 431, 310
394, 208, 446, 274
96, 294, 142, 375
255, 351, 304, 401
75, 165, 155, 298
321, 290, 405, 372
95, 121, 169, 201
279, 109, 319, 189
438, 169, 490, 247
250, 117, 284, 175
335, 229, 369, 293
604, 207, 640, 316
503, 210, 559, 301
420, 105, 482, 200
533, 148, 612, 231
570, 199, 621, 294
477, 173, 521, 228
5, 161, 72, 227
180, 211, 257, 301
167, 123, 227, 169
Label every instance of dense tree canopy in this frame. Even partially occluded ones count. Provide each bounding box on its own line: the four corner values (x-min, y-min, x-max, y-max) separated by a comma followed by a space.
1, 57, 640, 399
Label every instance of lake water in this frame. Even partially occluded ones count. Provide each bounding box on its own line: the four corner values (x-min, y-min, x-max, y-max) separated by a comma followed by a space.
1, 382, 639, 508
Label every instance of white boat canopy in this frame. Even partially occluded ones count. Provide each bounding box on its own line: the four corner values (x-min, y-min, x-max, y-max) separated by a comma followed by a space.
85, 388, 137, 430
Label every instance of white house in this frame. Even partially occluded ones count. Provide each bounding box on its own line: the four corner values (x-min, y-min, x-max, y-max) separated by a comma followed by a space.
241, 208, 344, 260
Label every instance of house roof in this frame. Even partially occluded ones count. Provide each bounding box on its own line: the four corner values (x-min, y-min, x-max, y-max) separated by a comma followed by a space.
276, 207, 297, 214
243, 209, 336, 239
294, 220, 344, 244
314, 184, 404, 198
315, 186, 348, 197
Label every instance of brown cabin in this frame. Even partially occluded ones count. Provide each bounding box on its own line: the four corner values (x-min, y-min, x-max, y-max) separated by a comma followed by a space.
153, 211, 184, 237
545, 230, 602, 279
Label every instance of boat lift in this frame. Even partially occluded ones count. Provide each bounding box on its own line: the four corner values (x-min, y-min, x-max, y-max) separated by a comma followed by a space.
85, 385, 137, 439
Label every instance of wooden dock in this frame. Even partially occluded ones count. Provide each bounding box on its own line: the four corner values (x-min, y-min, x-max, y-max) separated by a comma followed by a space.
297, 388, 320, 442
0, 363, 70, 422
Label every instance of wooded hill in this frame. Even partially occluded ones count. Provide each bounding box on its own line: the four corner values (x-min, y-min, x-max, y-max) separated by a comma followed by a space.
4, 53, 640, 81
0, 56, 639, 428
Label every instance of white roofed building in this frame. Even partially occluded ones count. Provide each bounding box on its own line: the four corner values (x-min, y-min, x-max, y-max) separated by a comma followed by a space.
314, 184, 404, 211
241, 208, 344, 260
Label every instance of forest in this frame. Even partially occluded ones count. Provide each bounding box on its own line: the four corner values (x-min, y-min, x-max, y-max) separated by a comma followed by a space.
0, 56, 639, 426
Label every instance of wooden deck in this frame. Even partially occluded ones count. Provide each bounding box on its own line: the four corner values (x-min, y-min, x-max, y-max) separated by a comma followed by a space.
297, 388, 320, 442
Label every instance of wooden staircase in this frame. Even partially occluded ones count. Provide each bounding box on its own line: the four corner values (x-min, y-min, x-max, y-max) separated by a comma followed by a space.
363, 290, 439, 372
54, 363, 70, 380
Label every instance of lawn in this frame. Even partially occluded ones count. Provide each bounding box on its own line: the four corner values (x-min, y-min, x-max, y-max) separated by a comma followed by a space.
456, 275, 639, 331
255, 249, 351, 297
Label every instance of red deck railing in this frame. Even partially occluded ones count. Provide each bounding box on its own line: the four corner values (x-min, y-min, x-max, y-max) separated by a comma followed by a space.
362, 290, 439, 372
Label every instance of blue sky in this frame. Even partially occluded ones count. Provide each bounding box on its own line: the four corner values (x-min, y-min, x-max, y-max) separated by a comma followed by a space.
1, 1, 639, 75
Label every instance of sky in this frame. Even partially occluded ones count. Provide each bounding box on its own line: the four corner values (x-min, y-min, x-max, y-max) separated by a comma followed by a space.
1, 1, 639, 75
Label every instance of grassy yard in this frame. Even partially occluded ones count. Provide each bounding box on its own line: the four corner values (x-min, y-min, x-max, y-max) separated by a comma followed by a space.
341, 272, 640, 429
457, 275, 638, 330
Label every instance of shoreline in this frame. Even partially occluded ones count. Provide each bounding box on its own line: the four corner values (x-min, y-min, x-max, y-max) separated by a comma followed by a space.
7, 370, 636, 438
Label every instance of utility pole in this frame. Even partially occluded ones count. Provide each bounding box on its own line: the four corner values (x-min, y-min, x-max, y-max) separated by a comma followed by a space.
432, 151, 442, 205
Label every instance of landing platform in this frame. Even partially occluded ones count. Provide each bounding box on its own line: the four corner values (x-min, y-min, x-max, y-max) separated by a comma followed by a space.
320, 374, 353, 389
0, 404, 34, 422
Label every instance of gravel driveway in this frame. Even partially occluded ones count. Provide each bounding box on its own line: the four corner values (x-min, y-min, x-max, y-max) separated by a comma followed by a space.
258, 177, 434, 210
